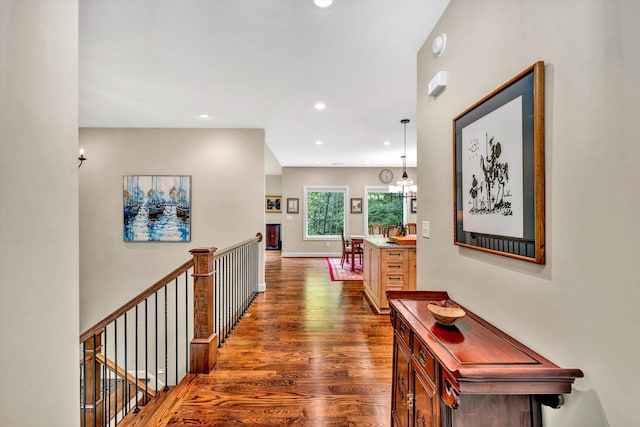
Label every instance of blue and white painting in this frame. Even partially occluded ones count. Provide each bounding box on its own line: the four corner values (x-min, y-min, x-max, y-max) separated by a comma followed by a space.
123, 175, 191, 242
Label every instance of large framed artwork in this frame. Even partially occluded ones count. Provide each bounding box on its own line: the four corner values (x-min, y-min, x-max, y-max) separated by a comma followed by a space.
123, 175, 191, 242
453, 61, 545, 264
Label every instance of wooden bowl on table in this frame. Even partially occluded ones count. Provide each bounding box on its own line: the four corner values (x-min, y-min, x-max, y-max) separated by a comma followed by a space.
427, 301, 466, 326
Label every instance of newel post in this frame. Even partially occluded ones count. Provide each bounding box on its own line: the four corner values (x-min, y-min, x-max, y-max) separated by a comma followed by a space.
189, 247, 218, 374
82, 332, 103, 427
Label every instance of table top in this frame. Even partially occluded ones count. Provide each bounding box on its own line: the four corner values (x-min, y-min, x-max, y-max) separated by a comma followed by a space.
387, 291, 583, 394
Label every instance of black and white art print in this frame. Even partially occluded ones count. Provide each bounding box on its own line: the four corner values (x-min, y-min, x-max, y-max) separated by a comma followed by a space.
453, 61, 546, 264
461, 96, 524, 238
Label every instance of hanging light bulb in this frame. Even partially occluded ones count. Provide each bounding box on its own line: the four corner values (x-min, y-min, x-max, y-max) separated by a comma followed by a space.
396, 119, 414, 187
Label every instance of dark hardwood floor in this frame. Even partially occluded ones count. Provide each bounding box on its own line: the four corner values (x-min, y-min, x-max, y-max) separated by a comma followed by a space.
131, 252, 394, 426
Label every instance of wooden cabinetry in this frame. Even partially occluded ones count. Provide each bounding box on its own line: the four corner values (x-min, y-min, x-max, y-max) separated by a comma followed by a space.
265, 224, 281, 250
393, 317, 438, 427
388, 291, 583, 427
363, 238, 416, 314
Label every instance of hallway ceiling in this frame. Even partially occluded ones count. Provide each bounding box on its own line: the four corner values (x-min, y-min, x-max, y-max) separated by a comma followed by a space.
79, 0, 449, 168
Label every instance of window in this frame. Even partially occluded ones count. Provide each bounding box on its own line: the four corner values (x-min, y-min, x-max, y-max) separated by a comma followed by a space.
304, 186, 347, 240
364, 186, 404, 235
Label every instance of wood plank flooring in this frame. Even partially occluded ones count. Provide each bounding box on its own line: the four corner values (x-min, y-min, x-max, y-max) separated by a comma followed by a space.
130, 252, 394, 426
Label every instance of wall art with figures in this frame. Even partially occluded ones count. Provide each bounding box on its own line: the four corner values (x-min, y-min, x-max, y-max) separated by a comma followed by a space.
453, 62, 545, 264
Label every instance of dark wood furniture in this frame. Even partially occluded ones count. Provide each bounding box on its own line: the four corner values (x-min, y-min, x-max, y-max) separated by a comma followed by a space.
347, 235, 365, 272
387, 291, 583, 427
265, 224, 281, 250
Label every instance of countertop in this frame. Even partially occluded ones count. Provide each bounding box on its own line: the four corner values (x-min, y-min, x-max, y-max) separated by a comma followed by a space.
364, 236, 416, 249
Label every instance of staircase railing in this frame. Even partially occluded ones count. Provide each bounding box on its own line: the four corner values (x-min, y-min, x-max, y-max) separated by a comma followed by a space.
215, 233, 262, 346
79, 233, 262, 426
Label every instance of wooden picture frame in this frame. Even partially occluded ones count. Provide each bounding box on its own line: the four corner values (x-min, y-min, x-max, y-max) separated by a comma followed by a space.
286, 198, 299, 214
453, 61, 545, 264
265, 195, 282, 213
350, 198, 363, 214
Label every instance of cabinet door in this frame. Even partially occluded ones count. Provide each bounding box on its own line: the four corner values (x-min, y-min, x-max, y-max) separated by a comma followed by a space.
412, 366, 437, 427
265, 224, 280, 249
392, 340, 411, 427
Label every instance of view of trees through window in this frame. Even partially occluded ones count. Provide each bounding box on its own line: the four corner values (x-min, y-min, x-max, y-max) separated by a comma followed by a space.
306, 190, 345, 236
367, 192, 403, 229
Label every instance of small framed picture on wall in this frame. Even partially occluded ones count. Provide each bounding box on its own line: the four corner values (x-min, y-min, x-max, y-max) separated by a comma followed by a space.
265, 195, 282, 213
286, 198, 299, 214
410, 198, 417, 213
351, 198, 363, 214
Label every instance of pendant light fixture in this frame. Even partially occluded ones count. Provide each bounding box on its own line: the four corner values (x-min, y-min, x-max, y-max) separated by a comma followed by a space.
389, 119, 416, 199
396, 119, 414, 186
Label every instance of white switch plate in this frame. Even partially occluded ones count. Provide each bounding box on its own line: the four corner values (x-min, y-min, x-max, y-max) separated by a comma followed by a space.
422, 221, 431, 238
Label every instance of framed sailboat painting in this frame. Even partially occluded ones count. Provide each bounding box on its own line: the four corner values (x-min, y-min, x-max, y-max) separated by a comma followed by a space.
123, 175, 191, 242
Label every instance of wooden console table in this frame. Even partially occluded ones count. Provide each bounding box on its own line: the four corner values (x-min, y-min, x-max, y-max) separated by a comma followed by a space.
387, 291, 583, 427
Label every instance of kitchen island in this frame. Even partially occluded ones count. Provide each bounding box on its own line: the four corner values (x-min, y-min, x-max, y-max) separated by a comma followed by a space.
363, 237, 416, 314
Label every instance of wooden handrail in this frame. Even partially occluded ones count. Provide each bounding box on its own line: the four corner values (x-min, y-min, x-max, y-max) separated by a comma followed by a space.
79, 233, 263, 425
95, 353, 157, 398
80, 233, 263, 343
213, 232, 262, 260
80, 258, 194, 342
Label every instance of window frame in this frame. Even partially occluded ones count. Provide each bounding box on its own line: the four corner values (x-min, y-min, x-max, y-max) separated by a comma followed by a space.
364, 185, 408, 235
303, 185, 349, 240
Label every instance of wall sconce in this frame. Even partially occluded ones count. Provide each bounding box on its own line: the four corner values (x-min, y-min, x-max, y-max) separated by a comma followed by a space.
78, 147, 87, 168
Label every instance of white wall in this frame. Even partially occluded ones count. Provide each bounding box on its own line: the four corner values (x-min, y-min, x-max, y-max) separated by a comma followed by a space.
417, 1, 639, 425
0, 0, 79, 425
264, 144, 282, 176
265, 174, 283, 229
281, 166, 417, 255
79, 128, 266, 331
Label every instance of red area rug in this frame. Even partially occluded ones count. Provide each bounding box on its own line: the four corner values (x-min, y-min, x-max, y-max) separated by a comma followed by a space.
326, 257, 363, 282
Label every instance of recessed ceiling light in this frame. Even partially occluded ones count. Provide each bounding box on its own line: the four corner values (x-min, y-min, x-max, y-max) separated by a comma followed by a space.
383, 141, 391, 145
314, 102, 326, 110
198, 113, 210, 119
313, 0, 333, 8
315, 140, 323, 145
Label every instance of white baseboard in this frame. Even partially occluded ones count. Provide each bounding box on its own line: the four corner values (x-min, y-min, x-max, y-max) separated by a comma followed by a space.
281, 252, 341, 258
258, 282, 266, 292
